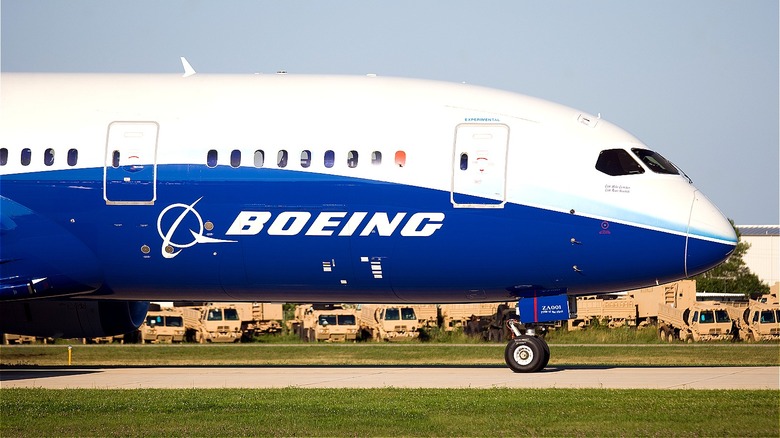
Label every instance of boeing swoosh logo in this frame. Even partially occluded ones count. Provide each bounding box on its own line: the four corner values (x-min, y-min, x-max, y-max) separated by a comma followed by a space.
156, 197, 236, 259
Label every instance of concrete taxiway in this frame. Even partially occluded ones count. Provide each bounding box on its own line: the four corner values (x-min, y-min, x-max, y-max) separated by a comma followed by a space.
2, 366, 778, 390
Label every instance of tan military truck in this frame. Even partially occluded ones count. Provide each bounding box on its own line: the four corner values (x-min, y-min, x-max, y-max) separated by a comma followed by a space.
628, 280, 695, 327
568, 295, 637, 330
411, 304, 439, 328
737, 293, 779, 342
240, 302, 284, 338
2, 333, 36, 344
181, 303, 243, 343
139, 308, 186, 343
658, 301, 736, 342
289, 304, 359, 342
357, 304, 420, 341
440, 303, 506, 334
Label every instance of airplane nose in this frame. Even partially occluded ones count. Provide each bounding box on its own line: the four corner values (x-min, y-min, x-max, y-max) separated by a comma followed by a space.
685, 190, 738, 277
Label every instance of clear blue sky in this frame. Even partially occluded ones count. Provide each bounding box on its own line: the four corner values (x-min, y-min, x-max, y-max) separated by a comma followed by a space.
2, 0, 778, 224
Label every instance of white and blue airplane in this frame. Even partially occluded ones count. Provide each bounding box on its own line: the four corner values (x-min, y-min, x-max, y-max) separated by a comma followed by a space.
0, 64, 737, 371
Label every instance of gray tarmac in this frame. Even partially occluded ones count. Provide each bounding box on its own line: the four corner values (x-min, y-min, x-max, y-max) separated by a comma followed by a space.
2, 366, 778, 390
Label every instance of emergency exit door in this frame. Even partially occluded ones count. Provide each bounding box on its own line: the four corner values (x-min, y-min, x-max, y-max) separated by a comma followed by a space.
451, 123, 509, 208
104, 121, 159, 205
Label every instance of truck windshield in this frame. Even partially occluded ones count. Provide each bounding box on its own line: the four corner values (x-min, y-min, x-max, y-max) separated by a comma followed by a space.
224, 309, 240, 321
699, 311, 714, 323
166, 316, 183, 327
715, 310, 730, 323
401, 308, 417, 320
319, 315, 337, 325
146, 316, 162, 326
338, 315, 356, 325
760, 310, 777, 324
207, 309, 223, 321
385, 308, 400, 320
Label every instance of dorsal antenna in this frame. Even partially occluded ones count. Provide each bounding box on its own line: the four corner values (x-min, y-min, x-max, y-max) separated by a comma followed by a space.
180, 57, 196, 78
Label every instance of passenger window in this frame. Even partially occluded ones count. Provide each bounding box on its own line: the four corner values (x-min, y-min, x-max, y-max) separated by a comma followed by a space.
301, 150, 311, 168
254, 150, 265, 167
460, 153, 469, 170
324, 150, 335, 168
0, 148, 8, 166
347, 151, 358, 168
277, 150, 288, 168
595, 149, 644, 176
395, 150, 406, 167
44, 148, 55, 166
21, 148, 32, 166
230, 150, 241, 168
67, 149, 78, 166
631, 148, 679, 175
371, 151, 382, 165
207, 150, 218, 168
111, 150, 120, 168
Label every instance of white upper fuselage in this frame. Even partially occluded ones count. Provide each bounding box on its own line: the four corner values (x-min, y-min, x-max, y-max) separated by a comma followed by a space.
0, 73, 733, 246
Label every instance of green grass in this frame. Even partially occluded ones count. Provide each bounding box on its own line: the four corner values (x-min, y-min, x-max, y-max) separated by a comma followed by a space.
1, 343, 778, 367
1, 388, 777, 437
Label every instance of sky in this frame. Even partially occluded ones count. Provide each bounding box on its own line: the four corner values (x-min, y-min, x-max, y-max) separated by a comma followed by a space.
2, 0, 778, 225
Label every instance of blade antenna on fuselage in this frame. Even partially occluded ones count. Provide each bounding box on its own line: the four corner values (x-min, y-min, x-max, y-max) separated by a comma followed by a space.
181, 57, 196, 78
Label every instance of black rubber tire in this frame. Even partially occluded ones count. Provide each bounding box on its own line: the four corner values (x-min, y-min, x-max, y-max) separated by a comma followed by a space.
505, 336, 545, 373
538, 337, 551, 370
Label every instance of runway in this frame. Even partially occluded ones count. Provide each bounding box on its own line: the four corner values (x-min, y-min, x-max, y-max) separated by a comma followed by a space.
2, 366, 778, 390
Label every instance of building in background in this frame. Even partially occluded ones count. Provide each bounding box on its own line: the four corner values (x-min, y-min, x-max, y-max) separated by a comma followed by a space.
737, 225, 779, 286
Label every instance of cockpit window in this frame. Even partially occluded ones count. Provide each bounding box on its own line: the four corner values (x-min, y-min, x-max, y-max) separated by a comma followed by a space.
595, 149, 644, 176
631, 148, 679, 175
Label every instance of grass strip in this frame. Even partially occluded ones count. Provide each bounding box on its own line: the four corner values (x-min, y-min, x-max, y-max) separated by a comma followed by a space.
2, 344, 778, 367
1, 388, 777, 437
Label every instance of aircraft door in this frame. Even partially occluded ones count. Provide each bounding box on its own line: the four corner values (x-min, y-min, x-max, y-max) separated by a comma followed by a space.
451, 123, 508, 208
104, 121, 159, 205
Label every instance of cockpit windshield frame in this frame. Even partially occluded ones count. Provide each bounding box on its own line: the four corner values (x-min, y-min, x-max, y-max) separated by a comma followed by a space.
631, 148, 680, 175
595, 148, 645, 176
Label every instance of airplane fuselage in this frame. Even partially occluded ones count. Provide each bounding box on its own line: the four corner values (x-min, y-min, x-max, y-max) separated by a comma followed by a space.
0, 73, 737, 305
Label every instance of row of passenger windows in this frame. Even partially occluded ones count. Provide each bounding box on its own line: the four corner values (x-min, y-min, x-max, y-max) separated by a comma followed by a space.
595, 148, 680, 177
0, 148, 80, 167
0, 147, 409, 170
207, 149, 407, 169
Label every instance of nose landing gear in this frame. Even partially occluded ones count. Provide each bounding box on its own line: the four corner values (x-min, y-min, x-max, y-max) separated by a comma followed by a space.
504, 320, 550, 373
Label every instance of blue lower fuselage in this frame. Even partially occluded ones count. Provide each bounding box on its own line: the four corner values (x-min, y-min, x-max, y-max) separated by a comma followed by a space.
0, 165, 734, 303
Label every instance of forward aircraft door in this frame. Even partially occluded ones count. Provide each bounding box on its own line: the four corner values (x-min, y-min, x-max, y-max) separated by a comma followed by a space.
451, 124, 508, 208
104, 121, 159, 205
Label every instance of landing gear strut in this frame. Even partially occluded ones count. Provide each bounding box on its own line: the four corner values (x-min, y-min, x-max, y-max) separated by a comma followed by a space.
504, 320, 550, 373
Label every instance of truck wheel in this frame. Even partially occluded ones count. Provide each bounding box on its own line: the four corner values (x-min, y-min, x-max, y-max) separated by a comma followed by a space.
505, 336, 546, 373
659, 330, 667, 342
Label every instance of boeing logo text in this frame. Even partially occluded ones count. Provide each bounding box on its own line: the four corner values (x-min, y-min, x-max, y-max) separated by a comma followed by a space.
226, 211, 446, 237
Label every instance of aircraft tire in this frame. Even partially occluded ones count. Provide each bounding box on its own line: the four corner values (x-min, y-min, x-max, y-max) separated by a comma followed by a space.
505, 336, 545, 373
539, 337, 551, 369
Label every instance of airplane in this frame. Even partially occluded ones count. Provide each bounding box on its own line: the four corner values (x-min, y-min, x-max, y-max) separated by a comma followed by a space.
0, 61, 737, 372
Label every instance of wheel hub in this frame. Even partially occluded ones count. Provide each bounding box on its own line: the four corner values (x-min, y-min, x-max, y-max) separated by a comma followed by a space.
513, 345, 534, 366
